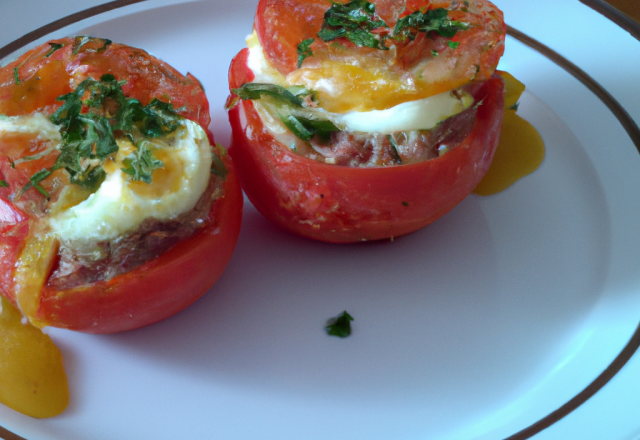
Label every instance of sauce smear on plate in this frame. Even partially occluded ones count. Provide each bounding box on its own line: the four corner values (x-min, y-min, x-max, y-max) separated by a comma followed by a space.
474, 71, 545, 195
0, 296, 69, 418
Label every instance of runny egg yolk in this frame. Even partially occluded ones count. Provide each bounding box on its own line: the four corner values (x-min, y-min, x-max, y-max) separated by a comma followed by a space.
103, 138, 186, 199
286, 61, 415, 113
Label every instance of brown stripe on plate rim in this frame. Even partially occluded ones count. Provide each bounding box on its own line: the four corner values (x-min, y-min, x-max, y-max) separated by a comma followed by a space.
506, 25, 640, 155
503, 18, 640, 439
0, 1, 639, 440
580, 0, 640, 41
0, 425, 27, 440
0, 0, 147, 61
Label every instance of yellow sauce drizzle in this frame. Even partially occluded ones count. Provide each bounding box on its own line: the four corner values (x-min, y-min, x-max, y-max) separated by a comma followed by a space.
0, 297, 69, 418
473, 71, 545, 196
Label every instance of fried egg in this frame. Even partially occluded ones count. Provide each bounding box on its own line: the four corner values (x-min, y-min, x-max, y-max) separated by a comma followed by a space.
245, 32, 474, 135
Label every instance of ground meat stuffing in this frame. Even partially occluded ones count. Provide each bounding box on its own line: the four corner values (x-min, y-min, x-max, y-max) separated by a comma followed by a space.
47, 174, 224, 290
308, 104, 478, 166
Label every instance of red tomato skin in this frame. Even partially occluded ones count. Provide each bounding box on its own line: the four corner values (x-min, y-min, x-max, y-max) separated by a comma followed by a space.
0, 200, 29, 303
35, 154, 243, 334
0, 39, 243, 333
228, 48, 504, 243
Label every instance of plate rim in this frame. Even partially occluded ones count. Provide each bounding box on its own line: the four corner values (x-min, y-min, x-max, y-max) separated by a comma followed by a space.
0, 1, 639, 439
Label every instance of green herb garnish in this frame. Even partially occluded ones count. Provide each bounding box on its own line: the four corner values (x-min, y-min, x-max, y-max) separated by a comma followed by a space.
0, 180, 8, 188
121, 140, 164, 184
280, 114, 339, 142
295, 3, 469, 66
48, 75, 120, 190
21, 74, 183, 196
72, 36, 112, 55
210, 143, 228, 178
13, 68, 19, 85
297, 38, 315, 68
447, 40, 460, 49
232, 83, 304, 107
127, 98, 183, 138
280, 114, 314, 140
387, 134, 402, 163
232, 83, 336, 142
19, 169, 52, 199
509, 102, 520, 111
317, 0, 389, 50
394, 7, 469, 41
45, 43, 64, 57
325, 311, 354, 338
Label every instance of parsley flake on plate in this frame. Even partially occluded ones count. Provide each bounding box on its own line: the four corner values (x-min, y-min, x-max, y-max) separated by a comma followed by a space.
325, 311, 354, 338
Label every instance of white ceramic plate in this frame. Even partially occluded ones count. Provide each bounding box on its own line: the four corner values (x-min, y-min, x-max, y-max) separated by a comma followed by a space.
1, 1, 640, 439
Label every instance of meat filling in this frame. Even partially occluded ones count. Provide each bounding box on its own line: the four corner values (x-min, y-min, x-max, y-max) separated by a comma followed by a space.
307, 104, 478, 166
47, 173, 224, 290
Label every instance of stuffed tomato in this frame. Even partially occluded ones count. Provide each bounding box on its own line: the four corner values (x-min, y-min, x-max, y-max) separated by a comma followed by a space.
228, 0, 506, 243
0, 37, 242, 333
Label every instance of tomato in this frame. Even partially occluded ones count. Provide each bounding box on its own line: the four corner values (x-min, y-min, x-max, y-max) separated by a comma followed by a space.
254, 0, 506, 112
0, 38, 243, 333
228, 48, 504, 243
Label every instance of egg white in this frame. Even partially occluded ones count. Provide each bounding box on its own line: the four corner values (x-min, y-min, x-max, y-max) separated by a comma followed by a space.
245, 32, 474, 135
48, 119, 212, 244
0, 113, 61, 141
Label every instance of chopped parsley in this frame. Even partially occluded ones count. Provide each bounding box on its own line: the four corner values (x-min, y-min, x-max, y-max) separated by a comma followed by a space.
393, 7, 469, 41
232, 83, 304, 107
447, 41, 460, 49
0, 180, 8, 188
71, 36, 112, 55
509, 102, 520, 111
21, 74, 183, 196
121, 140, 164, 184
280, 114, 339, 142
45, 42, 64, 58
13, 68, 19, 85
325, 311, 354, 338
387, 134, 402, 163
295, 3, 469, 65
210, 143, 228, 178
231, 83, 338, 142
127, 98, 183, 139
297, 38, 315, 68
19, 169, 52, 198
316, 0, 389, 50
